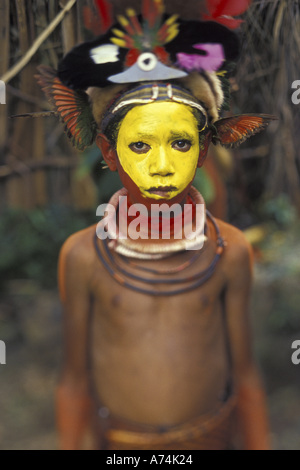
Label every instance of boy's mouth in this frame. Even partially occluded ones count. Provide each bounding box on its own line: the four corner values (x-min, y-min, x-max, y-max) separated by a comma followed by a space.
146, 186, 178, 197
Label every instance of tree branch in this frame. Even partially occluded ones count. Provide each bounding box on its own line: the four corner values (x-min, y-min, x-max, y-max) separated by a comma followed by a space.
1, 0, 77, 84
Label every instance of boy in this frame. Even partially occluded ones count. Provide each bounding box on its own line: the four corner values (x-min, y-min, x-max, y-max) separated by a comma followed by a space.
38, 1, 273, 450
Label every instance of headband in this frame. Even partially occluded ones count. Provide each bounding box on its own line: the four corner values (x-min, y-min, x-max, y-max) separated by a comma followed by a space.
100, 82, 208, 134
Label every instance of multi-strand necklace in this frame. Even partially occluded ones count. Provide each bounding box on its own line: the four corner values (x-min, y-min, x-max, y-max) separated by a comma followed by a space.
93, 188, 225, 296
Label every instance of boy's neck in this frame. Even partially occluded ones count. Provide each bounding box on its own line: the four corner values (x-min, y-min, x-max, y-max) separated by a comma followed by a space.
122, 193, 197, 241
101, 187, 207, 256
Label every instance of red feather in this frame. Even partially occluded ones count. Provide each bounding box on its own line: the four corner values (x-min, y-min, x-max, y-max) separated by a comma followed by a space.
201, 0, 252, 29
35, 65, 98, 151
83, 1, 113, 36
94, 0, 113, 32
127, 9, 143, 34
208, 0, 251, 17
212, 114, 277, 148
198, 130, 212, 165
60, 108, 78, 117
142, 0, 163, 28
83, 7, 102, 36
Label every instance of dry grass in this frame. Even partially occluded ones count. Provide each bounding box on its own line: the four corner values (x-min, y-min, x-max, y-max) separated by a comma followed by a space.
235, 0, 300, 210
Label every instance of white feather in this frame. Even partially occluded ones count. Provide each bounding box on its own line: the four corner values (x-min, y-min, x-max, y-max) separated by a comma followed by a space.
90, 44, 119, 64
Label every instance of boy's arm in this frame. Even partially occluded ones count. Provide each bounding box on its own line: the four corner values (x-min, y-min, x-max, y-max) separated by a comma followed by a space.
224, 235, 270, 450
57, 234, 95, 450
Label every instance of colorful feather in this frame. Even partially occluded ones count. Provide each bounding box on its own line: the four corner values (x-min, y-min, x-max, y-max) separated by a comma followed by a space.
212, 114, 277, 148
94, 0, 113, 32
198, 130, 213, 164
36, 65, 98, 151
158, 14, 179, 43
201, 0, 252, 29
110, 0, 177, 57
58, 0, 239, 89
117, 14, 136, 36
83, 0, 113, 36
177, 44, 225, 72
126, 8, 143, 35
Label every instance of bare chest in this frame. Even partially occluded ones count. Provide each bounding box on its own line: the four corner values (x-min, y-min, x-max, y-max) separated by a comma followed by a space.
88, 246, 230, 423
89, 244, 228, 364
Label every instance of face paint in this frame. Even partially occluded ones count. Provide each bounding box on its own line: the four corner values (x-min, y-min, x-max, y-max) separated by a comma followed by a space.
116, 102, 200, 203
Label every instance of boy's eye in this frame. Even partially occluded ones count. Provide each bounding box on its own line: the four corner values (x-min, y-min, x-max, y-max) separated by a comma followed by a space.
129, 142, 151, 154
172, 140, 192, 152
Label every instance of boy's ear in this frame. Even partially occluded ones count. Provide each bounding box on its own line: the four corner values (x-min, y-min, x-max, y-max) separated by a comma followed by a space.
96, 133, 118, 171
212, 114, 277, 148
197, 130, 212, 168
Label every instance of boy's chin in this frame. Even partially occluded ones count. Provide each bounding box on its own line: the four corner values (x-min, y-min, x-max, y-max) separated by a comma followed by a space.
120, 176, 193, 206
137, 187, 192, 207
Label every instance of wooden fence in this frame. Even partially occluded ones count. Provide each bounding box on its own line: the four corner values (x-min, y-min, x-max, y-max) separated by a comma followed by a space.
0, 0, 98, 211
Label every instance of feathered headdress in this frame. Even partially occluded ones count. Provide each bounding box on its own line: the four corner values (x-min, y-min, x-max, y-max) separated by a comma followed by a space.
36, 0, 275, 151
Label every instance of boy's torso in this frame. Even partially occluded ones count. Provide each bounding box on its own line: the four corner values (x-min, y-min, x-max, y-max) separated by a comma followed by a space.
85, 218, 234, 426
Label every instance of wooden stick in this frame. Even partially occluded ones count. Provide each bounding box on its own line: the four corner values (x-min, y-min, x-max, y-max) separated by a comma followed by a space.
0, 0, 9, 148
1, 0, 77, 83
9, 111, 58, 118
6, 84, 49, 107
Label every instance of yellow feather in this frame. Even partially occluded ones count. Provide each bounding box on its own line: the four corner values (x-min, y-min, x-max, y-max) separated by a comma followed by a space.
110, 37, 127, 48
126, 8, 136, 17
112, 28, 125, 38
117, 15, 129, 27
165, 26, 179, 43
165, 14, 179, 25
154, 0, 164, 14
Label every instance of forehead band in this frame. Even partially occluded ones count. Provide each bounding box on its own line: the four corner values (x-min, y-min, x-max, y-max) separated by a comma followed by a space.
110, 83, 208, 128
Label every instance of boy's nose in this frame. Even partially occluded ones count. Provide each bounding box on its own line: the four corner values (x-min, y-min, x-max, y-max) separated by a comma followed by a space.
149, 147, 175, 176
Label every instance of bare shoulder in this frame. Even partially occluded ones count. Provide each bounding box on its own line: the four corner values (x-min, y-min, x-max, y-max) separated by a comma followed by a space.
59, 224, 97, 265
58, 225, 98, 303
215, 219, 254, 277
60, 225, 96, 257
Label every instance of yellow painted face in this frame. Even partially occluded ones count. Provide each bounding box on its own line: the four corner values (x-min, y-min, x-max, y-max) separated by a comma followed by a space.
116, 102, 200, 201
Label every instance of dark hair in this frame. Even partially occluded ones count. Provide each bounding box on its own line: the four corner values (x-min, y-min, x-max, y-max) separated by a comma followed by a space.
102, 104, 136, 147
